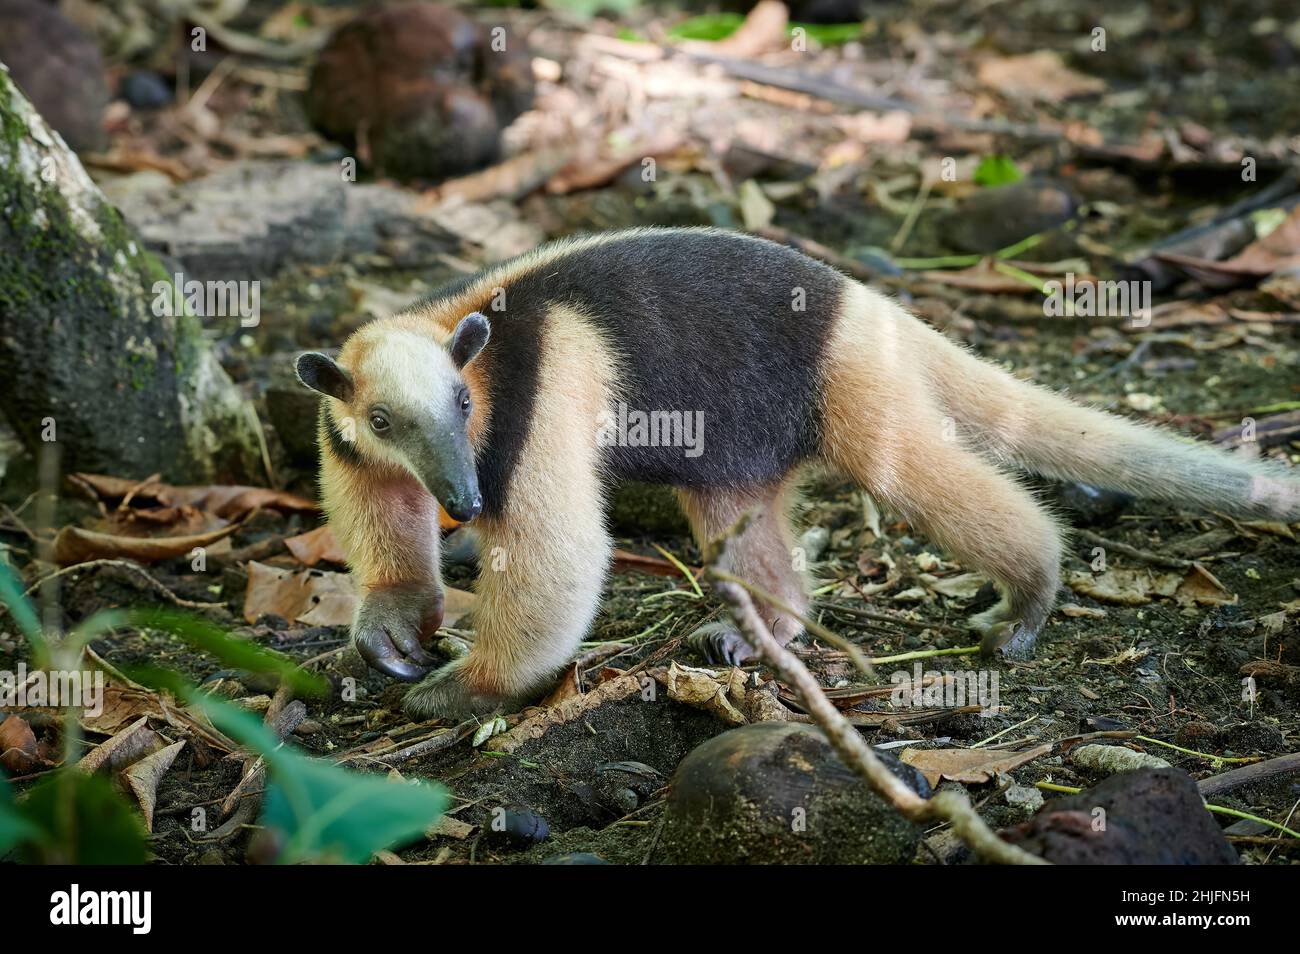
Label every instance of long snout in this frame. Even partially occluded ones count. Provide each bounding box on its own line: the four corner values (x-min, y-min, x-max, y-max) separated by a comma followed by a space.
408, 432, 482, 522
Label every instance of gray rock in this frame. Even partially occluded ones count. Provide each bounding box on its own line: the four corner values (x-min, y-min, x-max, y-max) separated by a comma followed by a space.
103, 160, 458, 281
944, 179, 1078, 255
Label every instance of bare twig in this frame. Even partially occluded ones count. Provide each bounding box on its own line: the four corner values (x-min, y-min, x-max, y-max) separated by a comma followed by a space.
704, 519, 1047, 865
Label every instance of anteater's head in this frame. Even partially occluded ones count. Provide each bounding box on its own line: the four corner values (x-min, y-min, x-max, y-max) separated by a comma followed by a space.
295, 312, 491, 522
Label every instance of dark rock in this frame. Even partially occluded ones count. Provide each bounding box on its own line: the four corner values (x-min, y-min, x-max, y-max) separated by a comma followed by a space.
661, 721, 930, 864
264, 354, 325, 465
944, 179, 1078, 255
484, 807, 550, 850
1213, 722, 1286, 756
1056, 481, 1132, 525
119, 71, 171, 111
999, 768, 1237, 864
305, 3, 534, 182
0, 0, 108, 151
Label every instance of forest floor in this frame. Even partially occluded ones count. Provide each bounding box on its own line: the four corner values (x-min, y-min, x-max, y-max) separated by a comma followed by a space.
2, 0, 1299, 864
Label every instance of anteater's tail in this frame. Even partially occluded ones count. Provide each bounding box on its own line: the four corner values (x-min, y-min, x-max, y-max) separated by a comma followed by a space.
911, 320, 1300, 521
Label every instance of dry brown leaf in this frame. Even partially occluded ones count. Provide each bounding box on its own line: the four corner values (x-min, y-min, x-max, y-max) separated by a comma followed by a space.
0, 714, 39, 773
284, 524, 348, 566
659, 661, 746, 726
243, 562, 359, 626
1059, 602, 1108, 619
486, 673, 643, 754
1154, 206, 1300, 286
52, 521, 242, 566
77, 716, 159, 775
977, 51, 1105, 104
921, 572, 988, 600
427, 815, 475, 840
1066, 568, 1182, 605
68, 473, 317, 519
122, 740, 186, 831
80, 683, 166, 735
1174, 563, 1236, 607
900, 743, 1052, 787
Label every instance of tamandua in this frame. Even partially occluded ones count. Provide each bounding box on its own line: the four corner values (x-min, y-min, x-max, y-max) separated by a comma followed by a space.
296, 227, 1300, 720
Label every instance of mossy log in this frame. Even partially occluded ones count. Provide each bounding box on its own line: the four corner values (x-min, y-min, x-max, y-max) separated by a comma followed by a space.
0, 64, 260, 482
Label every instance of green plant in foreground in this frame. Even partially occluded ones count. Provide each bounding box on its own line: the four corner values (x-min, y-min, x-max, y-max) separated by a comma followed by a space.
0, 560, 447, 864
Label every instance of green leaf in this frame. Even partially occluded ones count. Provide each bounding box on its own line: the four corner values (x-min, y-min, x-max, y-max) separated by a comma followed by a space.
973, 155, 1024, 188
0, 558, 44, 653
16, 772, 149, 864
126, 607, 327, 697
792, 22, 865, 45
540, 0, 640, 21
191, 692, 448, 864
667, 13, 745, 41
264, 758, 448, 864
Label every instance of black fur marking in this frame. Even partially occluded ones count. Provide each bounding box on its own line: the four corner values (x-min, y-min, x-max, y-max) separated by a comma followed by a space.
449, 311, 491, 368
320, 402, 362, 468
415, 229, 845, 515
297, 351, 354, 402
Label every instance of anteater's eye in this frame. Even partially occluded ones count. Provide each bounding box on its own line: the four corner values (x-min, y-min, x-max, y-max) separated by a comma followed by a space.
369, 411, 391, 433
458, 389, 471, 415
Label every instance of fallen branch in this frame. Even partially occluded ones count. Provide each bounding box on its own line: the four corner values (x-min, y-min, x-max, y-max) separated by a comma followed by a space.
704, 515, 1047, 865
1199, 752, 1300, 799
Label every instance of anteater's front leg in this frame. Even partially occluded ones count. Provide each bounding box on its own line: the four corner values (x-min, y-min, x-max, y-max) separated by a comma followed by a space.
403, 503, 612, 720
403, 347, 613, 720
322, 450, 444, 680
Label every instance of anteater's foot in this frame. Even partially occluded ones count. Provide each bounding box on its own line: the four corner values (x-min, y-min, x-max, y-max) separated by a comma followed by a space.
403, 659, 507, 722
687, 621, 758, 667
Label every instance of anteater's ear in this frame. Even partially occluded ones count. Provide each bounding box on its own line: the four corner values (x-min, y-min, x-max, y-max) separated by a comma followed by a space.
296, 352, 354, 403
449, 312, 491, 369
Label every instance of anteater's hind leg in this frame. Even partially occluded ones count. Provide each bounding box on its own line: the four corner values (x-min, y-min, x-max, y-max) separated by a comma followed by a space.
820, 296, 1063, 655
829, 434, 1061, 655
678, 482, 808, 665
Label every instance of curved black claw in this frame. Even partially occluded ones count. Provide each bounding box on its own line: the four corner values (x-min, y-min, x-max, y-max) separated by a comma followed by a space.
979, 620, 1039, 660
353, 585, 444, 682
686, 621, 757, 667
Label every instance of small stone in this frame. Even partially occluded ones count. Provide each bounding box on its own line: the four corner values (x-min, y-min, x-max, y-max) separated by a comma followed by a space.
119, 71, 172, 111
1004, 783, 1045, 818
435, 635, 471, 659
1071, 743, 1171, 774
483, 807, 550, 850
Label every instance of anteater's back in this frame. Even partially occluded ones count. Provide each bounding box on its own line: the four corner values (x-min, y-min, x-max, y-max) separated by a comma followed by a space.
415, 228, 850, 501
